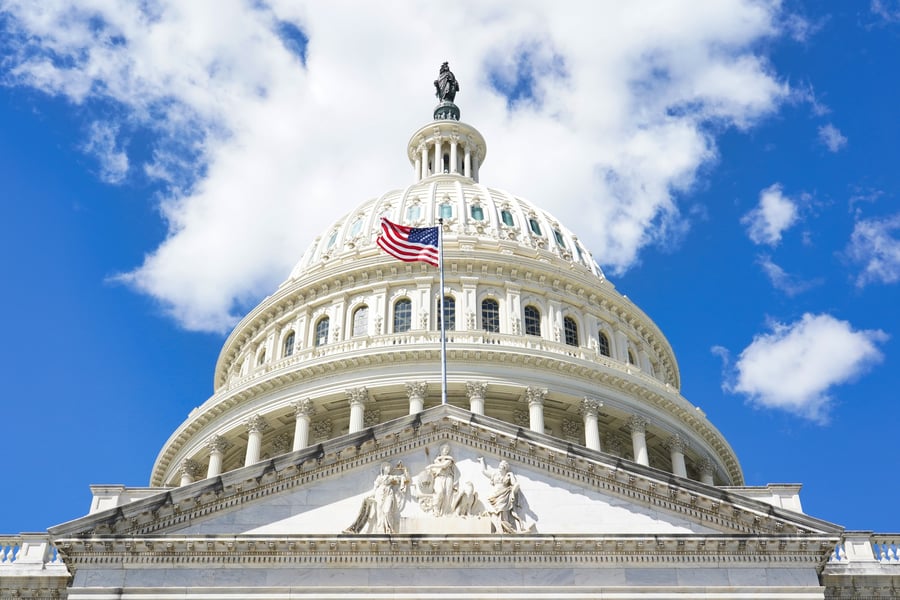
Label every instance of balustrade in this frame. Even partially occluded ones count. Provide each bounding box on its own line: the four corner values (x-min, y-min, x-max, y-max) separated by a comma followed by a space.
0, 534, 64, 569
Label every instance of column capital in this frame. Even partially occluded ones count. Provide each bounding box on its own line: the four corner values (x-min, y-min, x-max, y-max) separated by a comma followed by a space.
580, 397, 603, 418
699, 455, 716, 477
346, 386, 370, 407
179, 458, 202, 478
206, 435, 231, 454
627, 415, 648, 434
292, 398, 316, 418
665, 434, 687, 453
405, 381, 428, 399
245, 414, 269, 434
524, 386, 548, 407
466, 381, 487, 398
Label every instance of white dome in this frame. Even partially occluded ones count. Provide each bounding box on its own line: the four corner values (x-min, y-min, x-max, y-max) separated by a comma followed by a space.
151, 113, 741, 490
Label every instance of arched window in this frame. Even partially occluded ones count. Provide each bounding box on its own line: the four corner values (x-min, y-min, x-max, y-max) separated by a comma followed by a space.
482, 299, 500, 333
564, 316, 578, 346
597, 331, 611, 357
524, 305, 541, 336
349, 217, 363, 237
501, 209, 514, 227
314, 317, 329, 347
352, 305, 369, 337
528, 218, 542, 236
393, 299, 412, 333
283, 331, 295, 357
437, 296, 455, 331
627, 349, 636, 365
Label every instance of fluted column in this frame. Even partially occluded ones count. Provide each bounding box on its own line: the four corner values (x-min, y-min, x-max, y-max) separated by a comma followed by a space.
179, 459, 201, 487
414, 156, 421, 182
420, 145, 429, 179
666, 434, 687, 478
466, 381, 487, 415
244, 415, 269, 466
525, 387, 547, 434
580, 398, 603, 451
292, 399, 315, 451
206, 435, 228, 478
463, 146, 471, 177
347, 387, 370, 433
405, 381, 428, 414
699, 456, 716, 486
449, 137, 459, 173
628, 416, 649, 466
434, 139, 442, 174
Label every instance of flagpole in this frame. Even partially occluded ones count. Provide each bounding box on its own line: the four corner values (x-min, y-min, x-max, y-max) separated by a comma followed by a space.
438, 218, 447, 405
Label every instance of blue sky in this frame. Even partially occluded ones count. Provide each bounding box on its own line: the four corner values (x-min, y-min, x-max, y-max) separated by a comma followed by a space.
1, 1, 898, 534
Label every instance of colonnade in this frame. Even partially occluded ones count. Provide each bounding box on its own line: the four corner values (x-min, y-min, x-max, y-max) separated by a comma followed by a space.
176, 383, 718, 487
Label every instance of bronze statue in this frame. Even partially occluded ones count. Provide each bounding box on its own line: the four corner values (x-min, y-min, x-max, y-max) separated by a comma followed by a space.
434, 62, 459, 103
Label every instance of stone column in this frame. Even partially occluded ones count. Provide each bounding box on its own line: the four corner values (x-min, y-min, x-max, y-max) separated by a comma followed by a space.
666, 434, 687, 478
406, 381, 428, 414
628, 416, 649, 466
179, 459, 201, 487
414, 156, 421, 182
292, 399, 315, 451
466, 381, 487, 415
464, 147, 471, 178
434, 139, 442, 174
206, 435, 228, 478
449, 137, 459, 173
347, 387, 370, 433
525, 387, 547, 434
244, 415, 269, 466
580, 398, 603, 451
421, 145, 429, 179
699, 456, 716, 486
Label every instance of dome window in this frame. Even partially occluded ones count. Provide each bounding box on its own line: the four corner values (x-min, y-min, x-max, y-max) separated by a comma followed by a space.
326, 230, 338, 249
501, 209, 515, 227
598, 331, 611, 357
257, 349, 266, 365
564, 317, 579, 346
437, 296, 455, 331
315, 317, 330, 347
283, 332, 295, 357
553, 229, 566, 249
481, 299, 500, 333
528, 218, 542, 236
524, 305, 541, 336
627, 349, 636, 365
349, 217, 363, 237
406, 205, 421, 222
393, 299, 412, 333
470, 205, 484, 221
439, 203, 453, 220
352, 305, 369, 337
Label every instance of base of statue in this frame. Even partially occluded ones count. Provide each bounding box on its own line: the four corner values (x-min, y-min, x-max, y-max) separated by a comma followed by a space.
434, 101, 460, 121
399, 515, 492, 534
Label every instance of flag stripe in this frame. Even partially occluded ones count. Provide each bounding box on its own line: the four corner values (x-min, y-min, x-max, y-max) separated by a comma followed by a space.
376, 217, 439, 267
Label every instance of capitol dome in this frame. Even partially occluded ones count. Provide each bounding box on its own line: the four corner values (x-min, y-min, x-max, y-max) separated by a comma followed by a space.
150, 94, 742, 490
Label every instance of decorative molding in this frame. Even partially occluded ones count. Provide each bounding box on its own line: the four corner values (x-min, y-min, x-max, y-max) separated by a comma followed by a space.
580, 398, 602, 418
524, 386, 547, 407
245, 415, 269, 434
346, 387, 370, 407
292, 398, 316, 418
627, 415, 647, 435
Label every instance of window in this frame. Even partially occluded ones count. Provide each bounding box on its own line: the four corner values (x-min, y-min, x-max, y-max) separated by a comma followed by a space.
529, 217, 542, 236
349, 217, 363, 237
326, 230, 338, 249
482, 299, 500, 333
393, 299, 412, 333
437, 296, 455, 331
406, 204, 421, 222
439, 203, 453, 220
564, 317, 578, 347
352, 305, 369, 337
501, 209, 514, 227
553, 229, 566, 249
442, 154, 450, 173
257, 349, 266, 365
598, 331, 611, 357
315, 317, 329, 347
627, 349, 636, 365
283, 332, 295, 357
524, 305, 541, 336
470, 205, 484, 221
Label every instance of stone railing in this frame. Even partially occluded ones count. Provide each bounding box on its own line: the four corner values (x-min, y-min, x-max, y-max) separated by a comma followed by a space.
0, 534, 65, 570
830, 531, 900, 564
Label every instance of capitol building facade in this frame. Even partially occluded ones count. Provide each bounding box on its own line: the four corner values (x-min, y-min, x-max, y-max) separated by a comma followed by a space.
1, 68, 897, 599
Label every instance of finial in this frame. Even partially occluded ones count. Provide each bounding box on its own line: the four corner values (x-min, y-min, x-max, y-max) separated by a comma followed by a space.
433, 62, 460, 121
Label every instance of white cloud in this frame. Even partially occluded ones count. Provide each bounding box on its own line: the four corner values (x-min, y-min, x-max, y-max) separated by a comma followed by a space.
726, 314, 887, 422
757, 255, 821, 296
818, 123, 847, 152
871, 0, 900, 22
2, 0, 793, 331
82, 121, 129, 184
846, 214, 900, 286
742, 184, 799, 246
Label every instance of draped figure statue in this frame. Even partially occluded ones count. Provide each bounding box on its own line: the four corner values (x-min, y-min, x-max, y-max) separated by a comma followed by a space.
434, 62, 459, 103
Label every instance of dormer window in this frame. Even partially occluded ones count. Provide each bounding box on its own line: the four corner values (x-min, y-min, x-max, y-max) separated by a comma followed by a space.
529, 218, 542, 236
440, 203, 453, 220
471, 205, 484, 221
349, 217, 363, 237
553, 229, 566, 248
406, 204, 421, 222
501, 209, 514, 227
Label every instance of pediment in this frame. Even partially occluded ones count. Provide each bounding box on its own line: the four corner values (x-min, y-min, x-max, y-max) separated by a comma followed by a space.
49, 405, 840, 541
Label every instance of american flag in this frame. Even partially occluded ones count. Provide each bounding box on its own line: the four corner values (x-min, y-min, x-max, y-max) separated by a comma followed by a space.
376, 217, 440, 267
